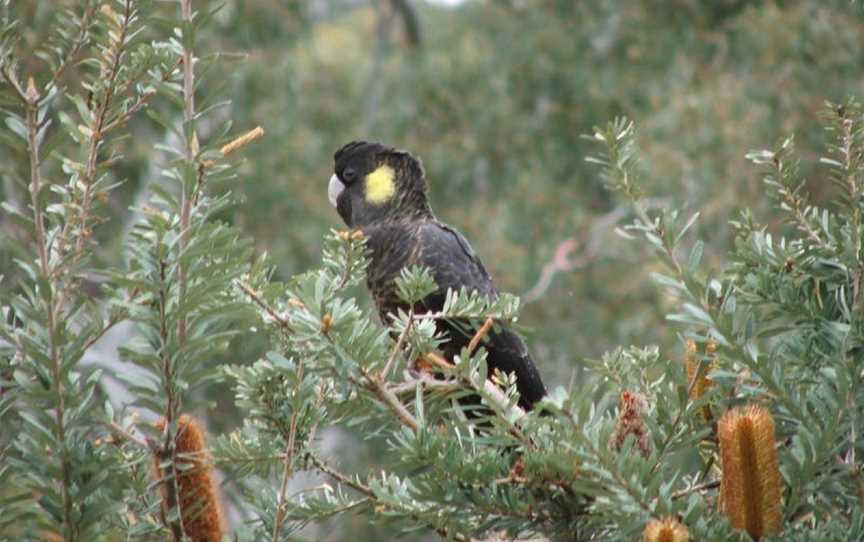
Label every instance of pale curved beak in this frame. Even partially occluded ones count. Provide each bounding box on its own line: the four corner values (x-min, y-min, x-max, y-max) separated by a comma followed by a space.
328, 174, 344, 208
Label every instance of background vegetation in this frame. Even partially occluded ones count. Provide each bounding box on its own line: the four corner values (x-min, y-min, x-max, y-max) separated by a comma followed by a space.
1, 1, 863, 540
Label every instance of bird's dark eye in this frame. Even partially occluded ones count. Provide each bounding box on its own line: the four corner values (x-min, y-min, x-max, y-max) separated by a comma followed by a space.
342, 167, 357, 183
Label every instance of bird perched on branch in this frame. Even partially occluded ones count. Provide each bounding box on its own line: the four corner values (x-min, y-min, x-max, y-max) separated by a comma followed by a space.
328, 141, 546, 410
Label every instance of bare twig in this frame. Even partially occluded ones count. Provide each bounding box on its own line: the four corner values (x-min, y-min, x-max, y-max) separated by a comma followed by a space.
467, 317, 494, 357
523, 204, 631, 303
21, 74, 81, 540
381, 307, 413, 378
362, 367, 419, 432
671, 479, 720, 500
237, 280, 294, 333
24, 83, 48, 276
388, 0, 421, 47
107, 421, 151, 451
272, 359, 305, 542
156, 259, 185, 542
81, 313, 122, 352
388, 376, 461, 397
176, 0, 196, 348
158, 4, 196, 538
308, 452, 375, 497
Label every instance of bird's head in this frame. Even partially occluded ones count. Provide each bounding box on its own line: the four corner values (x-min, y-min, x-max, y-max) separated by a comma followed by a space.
328, 140, 431, 228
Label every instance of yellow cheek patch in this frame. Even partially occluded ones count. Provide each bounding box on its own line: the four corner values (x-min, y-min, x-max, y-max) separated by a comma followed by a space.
365, 165, 396, 204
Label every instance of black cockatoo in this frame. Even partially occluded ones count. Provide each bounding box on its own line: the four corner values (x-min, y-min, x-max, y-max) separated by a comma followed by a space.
328, 141, 546, 410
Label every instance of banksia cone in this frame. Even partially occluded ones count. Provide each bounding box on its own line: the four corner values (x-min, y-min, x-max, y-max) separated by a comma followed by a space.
219, 125, 264, 156
609, 390, 651, 457
643, 517, 690, 542
718, 405, 783, 540
684, 338, 715, 422
153, 415, 225, 542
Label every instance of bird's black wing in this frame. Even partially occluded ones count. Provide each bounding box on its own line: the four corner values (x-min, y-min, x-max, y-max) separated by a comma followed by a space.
414, 221, 546, 409
416, 221, 497, 302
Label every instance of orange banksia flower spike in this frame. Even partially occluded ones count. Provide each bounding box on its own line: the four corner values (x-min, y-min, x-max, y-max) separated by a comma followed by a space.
609, 390, 651, 457
153, 414, 226, 542
219, 125, 264, 156
685, 338, 715, 423
718, 405, 783, 540
643, 516, 690, 542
